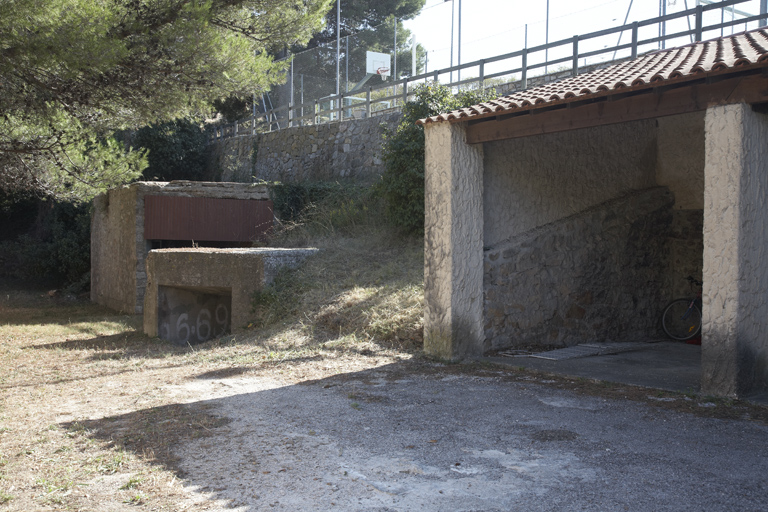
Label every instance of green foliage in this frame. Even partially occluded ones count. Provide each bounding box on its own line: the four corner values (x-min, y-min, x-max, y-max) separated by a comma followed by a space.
133, 119, 208, 182
0, 0, 332, 201
378, 83, 497, 233
0, 200, 91, 291
271, 181, 376, 229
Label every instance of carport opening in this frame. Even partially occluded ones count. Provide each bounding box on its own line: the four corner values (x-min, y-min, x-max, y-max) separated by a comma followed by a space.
482, 112, 705, 354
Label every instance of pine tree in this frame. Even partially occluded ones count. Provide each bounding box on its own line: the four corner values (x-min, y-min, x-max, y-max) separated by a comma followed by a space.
0, 0, 333, 201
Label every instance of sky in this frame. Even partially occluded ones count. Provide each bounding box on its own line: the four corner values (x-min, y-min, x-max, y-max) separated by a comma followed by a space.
402, 0, 765, 79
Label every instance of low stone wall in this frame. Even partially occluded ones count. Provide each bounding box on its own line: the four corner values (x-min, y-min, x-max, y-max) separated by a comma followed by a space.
483, 187, 675, 352
144, 247, 317, 344
207, 112, 402, 185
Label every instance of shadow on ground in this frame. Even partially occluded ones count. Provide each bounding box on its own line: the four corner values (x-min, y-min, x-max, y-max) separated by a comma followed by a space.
66, 361, 768, 512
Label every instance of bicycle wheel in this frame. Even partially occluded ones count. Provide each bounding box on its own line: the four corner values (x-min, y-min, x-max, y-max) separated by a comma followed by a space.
662, 299, 702, 341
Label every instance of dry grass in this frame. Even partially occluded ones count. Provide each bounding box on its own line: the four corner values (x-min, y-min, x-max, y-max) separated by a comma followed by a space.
4, 191, 766, 510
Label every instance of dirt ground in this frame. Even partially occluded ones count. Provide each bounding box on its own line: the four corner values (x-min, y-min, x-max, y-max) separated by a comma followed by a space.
2, 287, 768, 511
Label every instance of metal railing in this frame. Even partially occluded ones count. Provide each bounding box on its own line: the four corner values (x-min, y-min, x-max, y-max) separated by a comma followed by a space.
210, 0, 763, 141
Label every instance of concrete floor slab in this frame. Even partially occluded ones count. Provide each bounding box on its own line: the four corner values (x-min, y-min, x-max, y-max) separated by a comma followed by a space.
485, 341, 701, 393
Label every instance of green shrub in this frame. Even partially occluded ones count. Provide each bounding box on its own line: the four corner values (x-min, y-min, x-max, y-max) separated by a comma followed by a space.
378, 83, 497, 233
270, 181, 380, 235
0, 200, 91, 292
133, 119, 208, 182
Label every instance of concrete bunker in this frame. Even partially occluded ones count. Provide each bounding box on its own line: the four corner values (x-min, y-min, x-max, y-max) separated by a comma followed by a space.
143, 248, 317, 344
91, 181, 274, 315
91, 181, 317, 344
422, 29, 768, 397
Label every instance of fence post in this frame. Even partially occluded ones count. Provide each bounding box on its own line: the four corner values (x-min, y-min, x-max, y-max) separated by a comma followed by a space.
339, 94, 344, 122
695, 4, 703, 42
433, 70, 439, 82
366, 87, 372, 118
572, 35, 579, 76
314, 100, 318, 125
479, 60, 485, 91
403, 80, 408, 104
522, 48, 528, 90
252, 115, 256, 135
234, 121, 238, 136
288, 103, 293, 128
631, 22, 639, 59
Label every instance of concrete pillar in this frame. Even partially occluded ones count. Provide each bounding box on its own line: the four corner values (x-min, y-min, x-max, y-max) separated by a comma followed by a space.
702, 103, 768, 397
423, 122, 485, 359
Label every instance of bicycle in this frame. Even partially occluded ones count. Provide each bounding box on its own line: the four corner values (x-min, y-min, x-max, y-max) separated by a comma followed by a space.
661, 276, 702, 341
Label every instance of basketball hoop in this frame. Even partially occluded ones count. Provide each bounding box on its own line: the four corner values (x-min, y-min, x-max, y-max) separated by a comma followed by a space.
376, 67, 390, 80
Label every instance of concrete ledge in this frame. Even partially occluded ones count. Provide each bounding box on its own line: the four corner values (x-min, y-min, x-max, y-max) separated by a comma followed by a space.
144, 247, 317, 344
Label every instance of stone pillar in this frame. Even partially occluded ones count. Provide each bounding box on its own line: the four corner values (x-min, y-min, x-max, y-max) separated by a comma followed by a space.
702, 103, 768, 397
423, 122, 485, 359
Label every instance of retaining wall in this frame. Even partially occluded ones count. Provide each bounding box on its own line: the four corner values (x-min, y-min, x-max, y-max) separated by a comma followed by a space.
207, 112, 402, 185
484, 188, 674, 351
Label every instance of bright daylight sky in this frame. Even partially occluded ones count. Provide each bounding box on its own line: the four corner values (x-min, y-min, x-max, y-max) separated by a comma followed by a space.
402, 0, 765, 76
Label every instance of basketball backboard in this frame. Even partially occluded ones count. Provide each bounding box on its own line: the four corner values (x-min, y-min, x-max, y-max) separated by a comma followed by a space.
366, 51, 391, 77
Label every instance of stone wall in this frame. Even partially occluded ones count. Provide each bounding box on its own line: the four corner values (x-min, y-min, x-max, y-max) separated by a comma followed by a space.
484, 187, 674, 351
482, 119, 658, 246
207, 113, 402, 185
479, 112, 706, 351
656, 112, 705, 299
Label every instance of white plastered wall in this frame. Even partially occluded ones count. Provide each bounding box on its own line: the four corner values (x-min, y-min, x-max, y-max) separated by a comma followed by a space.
702, 103, 768, 396
423, 122, 485, 359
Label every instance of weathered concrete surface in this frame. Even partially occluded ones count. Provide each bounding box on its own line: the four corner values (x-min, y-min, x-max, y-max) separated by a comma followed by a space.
702, 103, 768, 397
207, 113, 401, 185
656, 111, 706, 210
162, 365, 768, 511
484, 188, 674, 351
482, 119, 657, 245
424, 122, 484, 359
91, 185, 142, 313
157, 286, 232, 345
144, 248, 317, 339
91, 181, 270, 314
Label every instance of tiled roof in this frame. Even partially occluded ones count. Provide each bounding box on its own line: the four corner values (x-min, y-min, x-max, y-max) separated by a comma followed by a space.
420, 28, 768, 125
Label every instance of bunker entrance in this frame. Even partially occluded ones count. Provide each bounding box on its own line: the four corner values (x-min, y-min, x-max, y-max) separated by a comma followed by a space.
158, 285, 232, 346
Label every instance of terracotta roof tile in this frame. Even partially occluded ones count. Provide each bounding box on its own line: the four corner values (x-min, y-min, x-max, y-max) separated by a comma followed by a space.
420, 28, 768, 125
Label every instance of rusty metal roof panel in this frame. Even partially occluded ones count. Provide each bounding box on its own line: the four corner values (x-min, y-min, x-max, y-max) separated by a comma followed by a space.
144, 196, 273, 243
420, 28, 768, 126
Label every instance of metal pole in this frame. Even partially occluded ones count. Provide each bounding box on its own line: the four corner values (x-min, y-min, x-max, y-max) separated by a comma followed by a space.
412, 35, 417, 76
522, 24, 528, 89
658, 0, 662, 49
394, 16, 397, 80
301, 74, 304, 123
613, 0, 635, 60
458, 0, 462, 83
450, 0, 454, 83
345, 36, 349, 93
545, 0, 550, 74
761, 0, 767, 28
661, 0, 667, 50
335, 0, 340, 118
336, 0, 340, 96
289, 58, 294, 127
